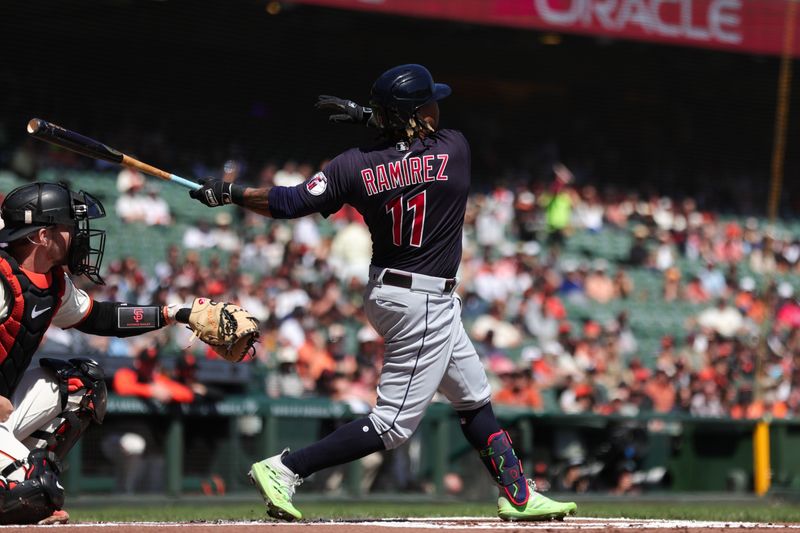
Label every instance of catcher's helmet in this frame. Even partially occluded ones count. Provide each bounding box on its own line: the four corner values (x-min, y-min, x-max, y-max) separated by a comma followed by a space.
0, 182, 107, 284
369, 64, 451, 135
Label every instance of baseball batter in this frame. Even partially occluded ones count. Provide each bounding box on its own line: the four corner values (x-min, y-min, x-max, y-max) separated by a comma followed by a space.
190, 64, 577, 522
0, 182, 244, 525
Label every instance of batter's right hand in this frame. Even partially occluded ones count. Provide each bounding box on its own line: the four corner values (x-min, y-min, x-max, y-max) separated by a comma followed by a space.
315, 95, 373, 125
0, 395, 13, 422
189, 178, 234, 207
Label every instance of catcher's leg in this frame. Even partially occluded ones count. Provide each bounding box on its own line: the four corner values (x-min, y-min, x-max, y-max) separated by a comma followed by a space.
23, 358, 107, 459
0, 448, 65, 525
0, 367, 63, 481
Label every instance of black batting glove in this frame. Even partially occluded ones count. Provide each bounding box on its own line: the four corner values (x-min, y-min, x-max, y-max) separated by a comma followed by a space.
189, 178, 242, 207
315, 95, 374, 126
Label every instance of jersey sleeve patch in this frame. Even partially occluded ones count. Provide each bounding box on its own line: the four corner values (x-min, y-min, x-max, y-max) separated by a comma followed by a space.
305, 172, 328, 196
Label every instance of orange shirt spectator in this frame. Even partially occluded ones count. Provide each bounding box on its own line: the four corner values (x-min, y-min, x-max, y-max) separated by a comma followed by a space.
113, 347, 194, 404
493, 371, 543, 411
297, 331, 336, 383
731, 399, 788, 420
543, 294, 567, 320
683, 276, 710, 304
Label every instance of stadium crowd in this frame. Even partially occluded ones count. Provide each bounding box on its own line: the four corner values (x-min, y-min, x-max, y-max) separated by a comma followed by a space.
9, 156, 800, 421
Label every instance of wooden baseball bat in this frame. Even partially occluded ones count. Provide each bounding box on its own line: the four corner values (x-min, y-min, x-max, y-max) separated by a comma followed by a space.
26, 118, 201, 190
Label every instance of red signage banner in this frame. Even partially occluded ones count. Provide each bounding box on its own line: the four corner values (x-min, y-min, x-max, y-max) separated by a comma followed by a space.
293, 0, 800, 57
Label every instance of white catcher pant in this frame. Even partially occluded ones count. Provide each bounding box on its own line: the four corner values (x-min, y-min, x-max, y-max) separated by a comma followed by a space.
365, 267, 491, 450
0, 367, 80, 481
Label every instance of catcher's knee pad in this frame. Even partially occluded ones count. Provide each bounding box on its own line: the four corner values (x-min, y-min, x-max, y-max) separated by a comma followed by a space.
34, 358, 107, 459
479, 430, 529, 506
0, 449, 64, 524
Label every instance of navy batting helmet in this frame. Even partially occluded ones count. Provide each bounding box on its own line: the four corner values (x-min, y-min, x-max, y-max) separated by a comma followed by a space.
369, 64, 451, 136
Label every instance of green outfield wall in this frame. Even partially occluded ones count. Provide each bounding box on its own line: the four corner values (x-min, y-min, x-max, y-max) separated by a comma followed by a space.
64, 396, 800, 497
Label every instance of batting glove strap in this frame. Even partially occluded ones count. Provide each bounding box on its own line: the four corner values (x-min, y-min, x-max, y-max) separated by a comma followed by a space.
190, 178, 244, 207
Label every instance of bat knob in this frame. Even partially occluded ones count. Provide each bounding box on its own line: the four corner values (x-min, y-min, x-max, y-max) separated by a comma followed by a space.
27, 118, 43, 135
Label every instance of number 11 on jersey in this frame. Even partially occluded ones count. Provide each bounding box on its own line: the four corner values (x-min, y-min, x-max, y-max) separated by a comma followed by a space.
386, 191, 426, 248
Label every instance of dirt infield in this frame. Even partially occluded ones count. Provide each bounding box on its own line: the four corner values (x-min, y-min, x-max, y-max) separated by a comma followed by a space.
5, 517, 800, 532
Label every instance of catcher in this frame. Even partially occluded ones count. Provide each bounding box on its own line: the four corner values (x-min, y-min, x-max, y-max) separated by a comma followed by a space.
0, 182, 258, 525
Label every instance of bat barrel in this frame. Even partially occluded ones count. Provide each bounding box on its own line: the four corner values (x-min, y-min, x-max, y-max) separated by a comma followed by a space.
26, 117, 124, 165
27, 118, 201, 190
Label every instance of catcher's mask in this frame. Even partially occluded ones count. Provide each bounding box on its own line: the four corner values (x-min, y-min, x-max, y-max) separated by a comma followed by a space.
0, 182, 107, 284
369, 64, 451, 140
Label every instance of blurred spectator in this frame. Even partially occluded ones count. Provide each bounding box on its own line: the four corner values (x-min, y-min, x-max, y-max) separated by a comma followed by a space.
117, 166, 146, 193
558, 261, 585, 302
113, 344, 195, 404
776, 283, 800, 329
471, 300, 523, 349
560, 382, 595, 414
115, 179, 148, 223
493, 367, 543, 412
699, 260, 727, 298
626, 225, 650, 267
734, 277, 767, 323
613, 269, 634, 299
173, 351, 223, 402
749, 236, 777, 274
573, 185, 604, 232
653, 231, 676, 271
540, 163, 575, 249
266, 345, 305, 398
329, 212, 372, 282
182, 219, 215, 249
644, 370, 676, 413
662, 267, 681, 302
697, 298, 744, 338
210, 212, 242, 252
273, 160, 305, 186
296, 329, 335, 392
584, 260, 616, 303
683, 274, 710, 304
143, 186, 172, 226
690, 379, 726, 417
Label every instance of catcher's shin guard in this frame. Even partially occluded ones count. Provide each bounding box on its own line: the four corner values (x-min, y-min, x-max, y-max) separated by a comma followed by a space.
0, 450, 64, 525
34, 358, 107, 459
479, 430, 529, 506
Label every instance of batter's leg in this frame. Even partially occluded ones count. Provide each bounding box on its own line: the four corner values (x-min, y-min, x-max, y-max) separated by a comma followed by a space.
438, 303, 576, 521
250, 285, 461, 521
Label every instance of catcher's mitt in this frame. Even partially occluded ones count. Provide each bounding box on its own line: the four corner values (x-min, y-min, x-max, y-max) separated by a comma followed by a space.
187, 298, 260, 362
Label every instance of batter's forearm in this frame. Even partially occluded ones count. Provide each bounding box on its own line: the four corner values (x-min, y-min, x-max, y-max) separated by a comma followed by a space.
240, 187, 273, 217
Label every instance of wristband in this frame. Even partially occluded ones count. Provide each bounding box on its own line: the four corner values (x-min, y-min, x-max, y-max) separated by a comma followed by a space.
231, 183, 246, 205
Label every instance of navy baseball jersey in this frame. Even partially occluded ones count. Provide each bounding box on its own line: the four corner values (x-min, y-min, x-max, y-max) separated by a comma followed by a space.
275, 129, 470, 278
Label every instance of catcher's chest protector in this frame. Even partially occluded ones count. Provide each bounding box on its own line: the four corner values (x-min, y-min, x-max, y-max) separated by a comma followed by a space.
0, 251, 65, 397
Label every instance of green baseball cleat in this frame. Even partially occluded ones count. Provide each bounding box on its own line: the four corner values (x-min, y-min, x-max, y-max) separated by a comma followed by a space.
497, 479, 577, 521
248, 449, 303, 521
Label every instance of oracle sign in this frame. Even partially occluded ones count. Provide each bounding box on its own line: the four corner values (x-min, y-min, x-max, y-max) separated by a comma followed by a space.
533, 0, 742, 45
295, 0, 800, 56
